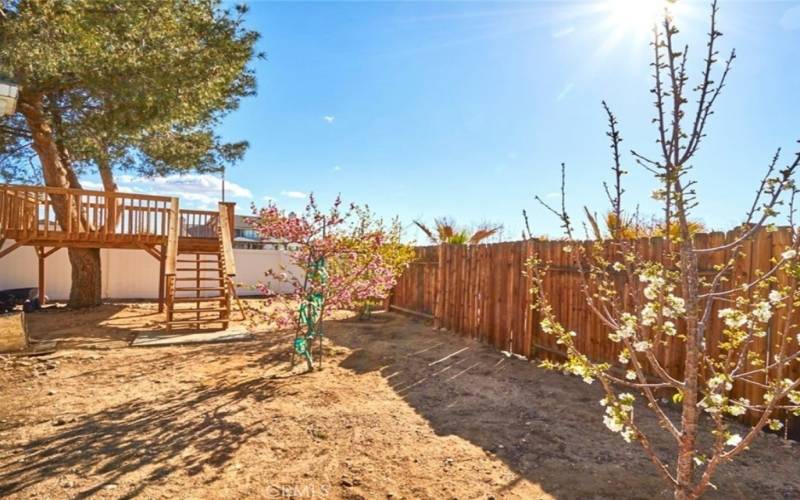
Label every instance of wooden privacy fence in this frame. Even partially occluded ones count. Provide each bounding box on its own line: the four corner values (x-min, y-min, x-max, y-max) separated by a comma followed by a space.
389, 230, 800, 420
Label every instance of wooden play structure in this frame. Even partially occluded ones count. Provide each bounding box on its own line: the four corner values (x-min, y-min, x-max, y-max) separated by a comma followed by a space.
0, 184, 239, 332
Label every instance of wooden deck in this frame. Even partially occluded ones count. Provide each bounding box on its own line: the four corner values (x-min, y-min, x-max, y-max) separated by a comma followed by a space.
0, 184, 237, 319
0, 184, 230, 254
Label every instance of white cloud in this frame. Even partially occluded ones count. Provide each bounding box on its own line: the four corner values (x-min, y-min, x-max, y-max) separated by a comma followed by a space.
322, 115, 335, 124
80, 180, 104, 191
332, 165, 342, 172
780, 5, 800, 30
281, 190, 308, 199
545, 192, 560, 199
81, 173, 253, 210
552, 26, 575, 38
80, 179, 134, 193
557, 83, 574, 102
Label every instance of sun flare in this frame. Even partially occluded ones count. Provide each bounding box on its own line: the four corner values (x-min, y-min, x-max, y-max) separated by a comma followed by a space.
603, 0, 684, 36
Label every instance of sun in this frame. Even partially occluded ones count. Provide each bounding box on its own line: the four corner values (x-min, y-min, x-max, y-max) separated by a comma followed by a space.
603, 0, 684, 36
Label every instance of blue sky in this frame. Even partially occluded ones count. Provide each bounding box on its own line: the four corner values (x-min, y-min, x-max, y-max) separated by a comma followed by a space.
88, 1, 800, 241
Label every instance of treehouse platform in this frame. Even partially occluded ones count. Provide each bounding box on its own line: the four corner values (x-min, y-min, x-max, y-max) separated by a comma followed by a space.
0, 184, 240, 333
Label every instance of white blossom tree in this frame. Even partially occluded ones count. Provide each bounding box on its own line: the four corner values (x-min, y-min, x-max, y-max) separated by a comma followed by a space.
528, 2, 800, 498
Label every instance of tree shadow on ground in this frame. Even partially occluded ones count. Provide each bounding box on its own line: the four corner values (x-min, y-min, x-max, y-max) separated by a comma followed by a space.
0, 324, 303, 498
327, 313, 800, 500
0, 374, 279, 499
26, 303, 157, 348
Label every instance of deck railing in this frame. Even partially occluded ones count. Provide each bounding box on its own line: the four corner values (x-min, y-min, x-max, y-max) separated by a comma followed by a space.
0, 184, 172, 241
179, 209, 219, 239
0, 184, 223, 244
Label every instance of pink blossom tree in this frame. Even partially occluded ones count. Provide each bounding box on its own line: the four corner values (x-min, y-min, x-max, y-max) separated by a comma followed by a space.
250, 195, 409, 370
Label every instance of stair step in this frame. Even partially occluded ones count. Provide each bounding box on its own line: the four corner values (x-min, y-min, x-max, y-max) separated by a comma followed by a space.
174, 277, 224, 281
179, 251, 220, 255
174, 287, 225, 291
170, 307, 228, 313
176, 267, 220, 272
171, 296, 227, 303
177, 259, 219, 263
166, 318, 228, 326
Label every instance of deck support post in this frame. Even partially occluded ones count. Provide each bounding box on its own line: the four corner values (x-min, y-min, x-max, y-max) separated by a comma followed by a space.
35, 246, 46, 306
158, 244, 166, 313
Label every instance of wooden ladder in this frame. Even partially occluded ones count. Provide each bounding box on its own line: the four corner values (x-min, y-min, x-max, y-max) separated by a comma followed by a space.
164, 201, 236, 333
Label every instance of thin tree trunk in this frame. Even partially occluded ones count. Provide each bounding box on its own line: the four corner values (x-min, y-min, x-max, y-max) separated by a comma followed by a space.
18, 91, 102, 308
676, 244, 700, 499
97, 155, 118, 192
674, 176, 702, 499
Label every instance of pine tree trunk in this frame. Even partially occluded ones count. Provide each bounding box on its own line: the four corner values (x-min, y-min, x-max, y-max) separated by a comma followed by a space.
18, 91, 102, 308
67, 248, 102, 307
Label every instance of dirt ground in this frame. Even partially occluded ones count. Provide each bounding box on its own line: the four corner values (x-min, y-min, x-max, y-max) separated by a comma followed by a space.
1, 302, 799, 499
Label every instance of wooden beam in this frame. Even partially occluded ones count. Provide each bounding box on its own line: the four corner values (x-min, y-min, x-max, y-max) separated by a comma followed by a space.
136, 242, 161, 261
43, 246, 61, 258
0, 239, 30, 259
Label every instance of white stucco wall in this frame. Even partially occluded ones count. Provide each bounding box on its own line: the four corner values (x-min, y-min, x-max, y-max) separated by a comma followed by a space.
0, 241, 299, 300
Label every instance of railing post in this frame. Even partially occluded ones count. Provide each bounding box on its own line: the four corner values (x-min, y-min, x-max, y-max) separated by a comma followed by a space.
217, 202, 236, 277
165, 197, 180, 276
220, 202, 236, 241
163, 197, 180, 332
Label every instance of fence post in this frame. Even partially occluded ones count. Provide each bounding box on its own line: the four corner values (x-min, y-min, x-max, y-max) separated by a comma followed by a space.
433, 243, 445, 329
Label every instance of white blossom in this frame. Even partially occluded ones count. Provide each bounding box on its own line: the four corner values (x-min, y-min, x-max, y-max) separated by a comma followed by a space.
618, 393, 635, 412
621, 427, 636, 443
768, 290, 784, 304
569, 363, 594, 384
751, 301, 772, 323
781, 249, 797, 260
641, 303, 658, 326
603, 413, 624, 433
727, 404, 746, 416
633, 340, 651, 352
725, 434, 742, 447
666, 294, 685, 315
610, 313, 637, 342
626, 370, 637, 380
719, 308, 747, 329
708, 374, 733, 392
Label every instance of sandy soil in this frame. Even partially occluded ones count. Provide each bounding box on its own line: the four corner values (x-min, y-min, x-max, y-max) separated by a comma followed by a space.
1, 302, 798, 499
